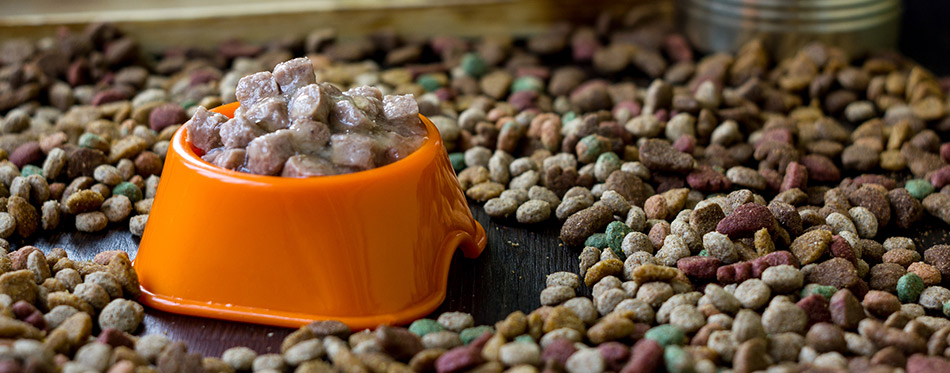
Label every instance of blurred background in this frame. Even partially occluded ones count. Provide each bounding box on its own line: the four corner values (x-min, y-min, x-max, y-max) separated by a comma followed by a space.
0, 0, 947, 72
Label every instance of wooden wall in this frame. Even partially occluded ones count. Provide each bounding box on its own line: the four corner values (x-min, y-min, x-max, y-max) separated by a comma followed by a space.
0, 0, 658, 52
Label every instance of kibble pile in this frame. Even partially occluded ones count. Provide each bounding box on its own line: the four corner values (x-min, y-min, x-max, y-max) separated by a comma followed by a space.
1, 4, 950, 373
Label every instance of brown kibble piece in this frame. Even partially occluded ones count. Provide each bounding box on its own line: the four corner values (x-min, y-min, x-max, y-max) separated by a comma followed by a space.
790, 229, 832, 265
829, 289, 865, 329
560, 204, 613, 247
7, 196, 38, 238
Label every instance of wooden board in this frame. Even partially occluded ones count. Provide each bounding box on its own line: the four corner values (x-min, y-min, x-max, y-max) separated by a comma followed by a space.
0, 0, 649, 53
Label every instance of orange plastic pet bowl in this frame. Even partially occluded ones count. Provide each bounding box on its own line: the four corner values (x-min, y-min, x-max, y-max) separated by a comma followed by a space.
134, 102, 486, 329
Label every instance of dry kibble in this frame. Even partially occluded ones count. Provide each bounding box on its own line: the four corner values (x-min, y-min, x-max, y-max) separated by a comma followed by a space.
101, 195, 132, 223
704, 284, 740, 314
762, 299, 807, 335
130, 214, 148, 236
65, 190, 105, 215
636, 281, 674, 308
761, 265, 804, 293
222, 346, 257, 371
437, 312, 474, 332
734, 279, 771, 310
76, 211, 108, 232
0, 212, 14, 238
516, 199, 551, 223
540, 285, 574, 306
669, 304, 705, 333
484, 197, 518, 218
98, 299, 144, 333
919, 286, 950, 310
848, 206, 878, 239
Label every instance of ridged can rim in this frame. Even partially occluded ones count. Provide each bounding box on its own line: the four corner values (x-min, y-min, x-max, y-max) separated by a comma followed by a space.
683, 0, 900, 24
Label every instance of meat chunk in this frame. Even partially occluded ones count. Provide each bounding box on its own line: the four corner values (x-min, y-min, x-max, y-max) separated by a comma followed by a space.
244, 96, 290, 132
288, 118, 330, 156
214, 148, 246, 170
219, 116, 265, 149
272, 57, 315, 96
330, 98, 374, 132
235, 71, 280, 108
376, 132, 426, 166
289, 84, 330, 123
320, 82, 343, 96
330, 133, 377, 170
246, 130, 295, 175
201, 148, 222, 164
281, 155, 339, 177
185, 107, 228, 153
382, 94, 425, 137
344, 85, 383, 101
351, 95, 383, 120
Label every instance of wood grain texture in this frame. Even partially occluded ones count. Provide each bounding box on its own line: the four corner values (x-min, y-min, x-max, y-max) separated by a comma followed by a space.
0, 0, 647, 54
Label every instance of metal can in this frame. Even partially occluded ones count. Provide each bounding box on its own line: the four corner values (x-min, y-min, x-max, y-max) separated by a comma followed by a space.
677, 0, 902, 58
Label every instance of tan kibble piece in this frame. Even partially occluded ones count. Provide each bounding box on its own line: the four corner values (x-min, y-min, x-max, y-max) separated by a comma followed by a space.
753, 228, 774, 255
65, 190, 106, 215
0, 314, 42, 340
587, 315, 635, 343
107, 252, 141, 299
542, 306, 585, 334
0, 269, 37, 304
48, 291, 95, 315
75, 211, 108, 232
45, 312, 92, 354
583, 258, 623, 287
630, 264, 679, 284
465, 182, 505, 202
495, 311, 527, 338
790, 229, 832, 265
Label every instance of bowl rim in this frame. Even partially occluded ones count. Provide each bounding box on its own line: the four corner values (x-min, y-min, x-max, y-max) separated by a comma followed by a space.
174, 103, 442, 186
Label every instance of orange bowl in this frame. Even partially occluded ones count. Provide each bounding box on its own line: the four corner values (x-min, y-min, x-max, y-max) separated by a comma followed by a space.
134, 102, 486, 329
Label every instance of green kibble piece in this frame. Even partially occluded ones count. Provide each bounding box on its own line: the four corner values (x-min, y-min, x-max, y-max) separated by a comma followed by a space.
449, 153, 466, 173
460, 53, 488, 77
561, 112, 577, 123
459, 326, 494, 345
801, 284, 837, 301
79, 133, 107, 150
943, 300, 950, 317
584, 233, 608, 249
181, 99, 199, 109
514, 335, 534, 344
605, 221, 631, 260
408, 319, 445, 337
905, 179, 935, 200
897, 273, 925, 303
663, 345, 694, 373
698, 249, 709, 257
577, 135, 606, 162
20, 165, 42, 177
113, 182, 143, 203
510, 76, 543, 93
417, 74, 442, 92
596, 151, 622, 168
645, 325, 685, 347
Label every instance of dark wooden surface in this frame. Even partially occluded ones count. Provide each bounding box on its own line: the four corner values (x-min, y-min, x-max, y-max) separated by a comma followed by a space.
14, 200, 949, 357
